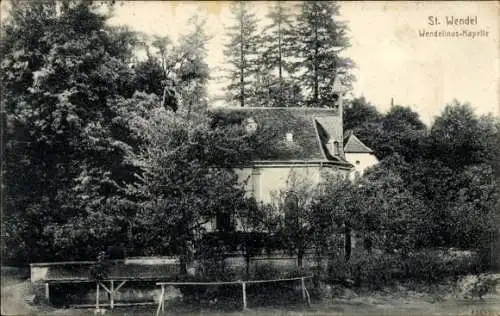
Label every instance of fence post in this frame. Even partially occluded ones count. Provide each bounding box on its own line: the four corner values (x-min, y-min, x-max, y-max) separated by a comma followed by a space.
161, 285, 165, 312
242, 281, 247, 310
110, 280, 114, 310
301, 278, 306, 300
96, 282, 100, 310
44, 283, 50, 302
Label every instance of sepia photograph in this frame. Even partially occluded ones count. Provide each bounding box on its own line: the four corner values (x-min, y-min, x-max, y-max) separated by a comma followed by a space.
1, 1, 499, 315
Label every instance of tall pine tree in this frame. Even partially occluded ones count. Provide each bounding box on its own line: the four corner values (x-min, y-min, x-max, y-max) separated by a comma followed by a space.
257, 1, 300, 107
223, 1, 260, 107
292, 1, 354, 107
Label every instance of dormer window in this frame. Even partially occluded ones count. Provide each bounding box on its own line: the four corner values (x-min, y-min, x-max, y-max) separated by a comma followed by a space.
334, 141, 340, 156
329, 139, 340, 156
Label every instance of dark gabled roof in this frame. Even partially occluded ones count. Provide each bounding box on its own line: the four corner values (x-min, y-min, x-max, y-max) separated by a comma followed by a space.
343, 130, 374, 153
208, 107, 351, 166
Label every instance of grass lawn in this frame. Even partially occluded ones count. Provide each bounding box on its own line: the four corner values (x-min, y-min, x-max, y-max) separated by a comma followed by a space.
2, 276, 500, 316
19, 296, 499, 316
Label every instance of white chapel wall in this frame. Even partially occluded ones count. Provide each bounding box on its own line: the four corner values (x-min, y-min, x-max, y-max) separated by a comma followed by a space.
236, 164, 349, 204
345, 153, 379, 178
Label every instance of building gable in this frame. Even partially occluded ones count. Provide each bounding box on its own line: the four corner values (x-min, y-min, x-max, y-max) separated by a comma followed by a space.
343, 130, 374, 154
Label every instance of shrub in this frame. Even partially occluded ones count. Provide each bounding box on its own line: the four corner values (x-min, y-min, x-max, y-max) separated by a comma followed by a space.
403, 249, 480, 281
324, 252, 400, 288
323, 248, 481, 289
194, 238, 232, 281
325, 257, 350, 283
253, 264, 282, 280
252, 262, 304, 280
349, 253, 401, 289
89, 251, 110, 281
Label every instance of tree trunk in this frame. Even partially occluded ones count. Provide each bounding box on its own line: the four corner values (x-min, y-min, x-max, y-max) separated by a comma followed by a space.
179, 254, 188, 276
127, 221, 133, 255
239, 6, 245, 108
344, 225, 352, 262
278, 16, 283, 107
313, 12, 319, 105
297, 249, 304, 271
243, 237, 251, 277
179, 239, 190, 276
245, 253, 251, 277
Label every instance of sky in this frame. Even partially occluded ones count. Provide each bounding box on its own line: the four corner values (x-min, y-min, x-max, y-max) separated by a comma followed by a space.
106, 1, 499, 125
2, 1, 499, 125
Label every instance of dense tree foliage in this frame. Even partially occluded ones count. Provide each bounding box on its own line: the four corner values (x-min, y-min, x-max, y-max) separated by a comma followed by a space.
311, 174, 369, 261
343, 97, 383, 132
335, 98, 498, 268
428, 101, 499, 170
268, 170, 322, 268
175, 14, 211, 114
343, 98, 428, 161
133, 15, 210, 114
2, 0, 139, 263
124, 105, 253, 272
1, 1, 221, 265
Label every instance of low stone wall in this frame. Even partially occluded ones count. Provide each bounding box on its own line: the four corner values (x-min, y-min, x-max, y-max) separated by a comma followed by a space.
1, 266, 31, 278
222, 255, 328, 275
49, 281, 166, 306
30, 257, 180, 283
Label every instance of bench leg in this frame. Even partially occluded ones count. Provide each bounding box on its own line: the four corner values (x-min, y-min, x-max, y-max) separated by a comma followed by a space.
110, 281, 114, 310
45, 283, 50, 302
156, 285, 165, 316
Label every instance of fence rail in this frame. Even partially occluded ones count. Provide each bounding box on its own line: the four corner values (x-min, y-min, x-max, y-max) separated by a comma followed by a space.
155, 275, 313, 315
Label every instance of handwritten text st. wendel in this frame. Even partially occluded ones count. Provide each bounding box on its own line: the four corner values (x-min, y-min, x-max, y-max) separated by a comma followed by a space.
428, 16, 478, 26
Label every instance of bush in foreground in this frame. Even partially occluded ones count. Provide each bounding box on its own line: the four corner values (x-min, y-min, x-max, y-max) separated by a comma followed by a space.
324, 248, 482, 289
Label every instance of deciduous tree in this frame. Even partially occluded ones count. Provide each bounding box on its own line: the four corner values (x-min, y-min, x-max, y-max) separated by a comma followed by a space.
429, 101, 499, 170
2, 0, 139, 263
125, 107, 254, 273
271, 170, 320, 268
